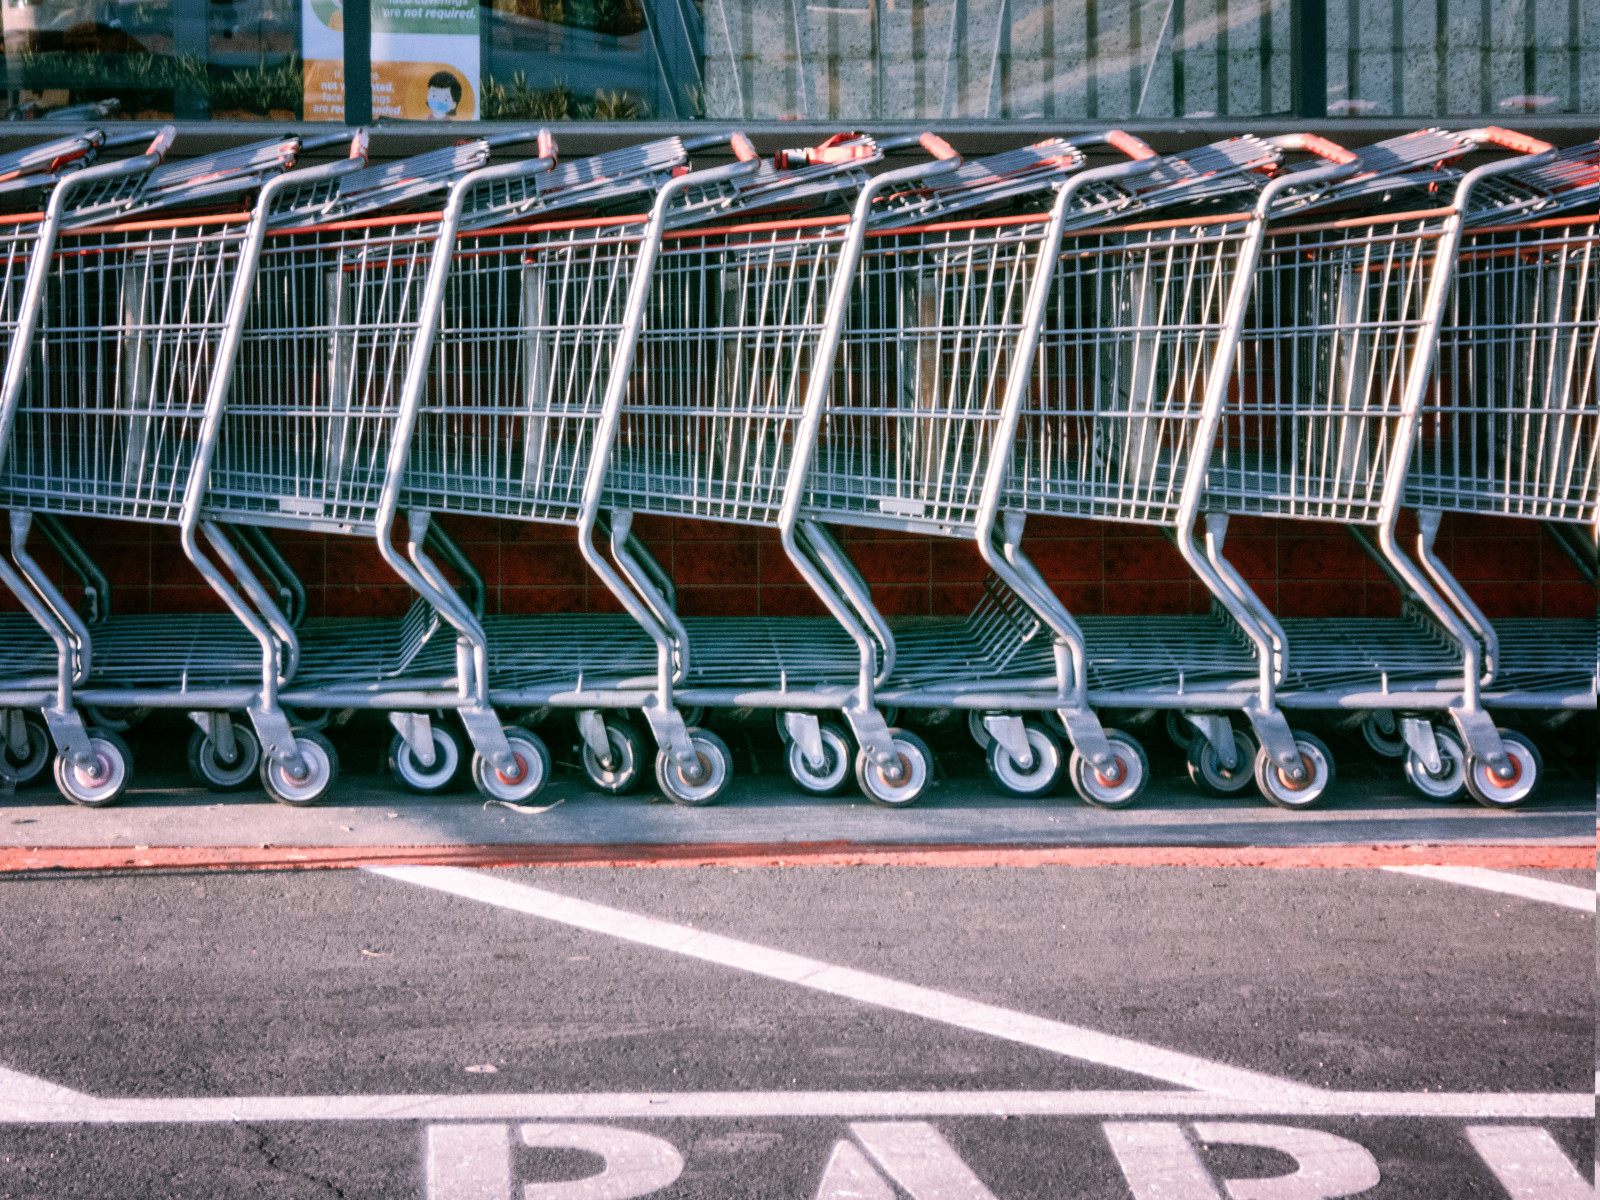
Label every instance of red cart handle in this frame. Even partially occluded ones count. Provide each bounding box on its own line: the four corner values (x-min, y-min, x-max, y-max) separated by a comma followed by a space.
144, 125, 177, 164
1105, 130, 1158, 161
1463, 126, 1555, 155
917, 132, 960, 161
729, 132, 760, 163
1271, 132, 1358, 164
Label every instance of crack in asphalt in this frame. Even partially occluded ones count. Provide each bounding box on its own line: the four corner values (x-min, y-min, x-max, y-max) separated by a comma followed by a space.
241, 1124, 348, 1200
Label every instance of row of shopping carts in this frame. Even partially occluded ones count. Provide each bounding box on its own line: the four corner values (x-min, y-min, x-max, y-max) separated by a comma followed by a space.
0, 119, 1593, 810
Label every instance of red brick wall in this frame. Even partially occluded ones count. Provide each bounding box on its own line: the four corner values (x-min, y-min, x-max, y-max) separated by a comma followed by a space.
4, 513, 1590, 622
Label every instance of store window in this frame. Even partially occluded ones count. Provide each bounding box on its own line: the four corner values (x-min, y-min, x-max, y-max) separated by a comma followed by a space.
2, 0, 299, 119
0, 0, 1592, 121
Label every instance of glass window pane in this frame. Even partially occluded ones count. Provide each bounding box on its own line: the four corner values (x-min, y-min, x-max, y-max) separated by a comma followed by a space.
1326, 0, 1598, 116
702, 0, 1298, 119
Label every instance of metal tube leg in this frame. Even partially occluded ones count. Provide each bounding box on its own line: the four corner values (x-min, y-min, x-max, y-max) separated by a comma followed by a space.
404, 511, 515, 772
609, 511, 690, 683
1414, 510, 1499, 686
983, 512, 1115, 769
0, 535, 93, 765
10, 511, 91, 685
1373, 521, 1507, 771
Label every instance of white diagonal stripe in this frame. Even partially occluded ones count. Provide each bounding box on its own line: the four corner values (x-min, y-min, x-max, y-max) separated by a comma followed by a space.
368, 865, 1320, 1101
1382, 866, 1595, 913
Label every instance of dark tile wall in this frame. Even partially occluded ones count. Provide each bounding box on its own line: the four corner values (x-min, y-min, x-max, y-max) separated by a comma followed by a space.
2, 512, 1591, 622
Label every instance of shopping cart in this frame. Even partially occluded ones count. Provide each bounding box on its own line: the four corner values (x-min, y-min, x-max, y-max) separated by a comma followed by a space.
791, 134, 1364, 805
958, 132, 1475, 808
393, 132, 918, 803
0, 128, 372, 804
750, 131, 1203, 803
166, 132, 579, 803
1387, 137, 1598, 804
0, 130, 117, 788
1195, 127, 1561, 806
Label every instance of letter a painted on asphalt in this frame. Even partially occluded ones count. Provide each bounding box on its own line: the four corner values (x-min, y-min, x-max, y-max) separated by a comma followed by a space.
1105, 1122, 1382, 1199
1466, 1127, 1594, 1200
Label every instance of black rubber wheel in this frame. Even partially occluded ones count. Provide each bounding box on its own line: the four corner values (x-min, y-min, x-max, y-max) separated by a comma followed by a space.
187, 721, 264, 793
2, 711, 51, 789
388, 724, 464, 794
53, 729, 133, 808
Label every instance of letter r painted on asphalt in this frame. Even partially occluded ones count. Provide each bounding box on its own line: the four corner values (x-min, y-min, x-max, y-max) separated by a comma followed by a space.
427, 1123, 684, 1200
1104, 1122, 1381, 1200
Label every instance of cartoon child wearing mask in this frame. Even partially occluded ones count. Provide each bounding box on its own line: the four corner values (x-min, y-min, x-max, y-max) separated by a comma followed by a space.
425, 71, 461, 119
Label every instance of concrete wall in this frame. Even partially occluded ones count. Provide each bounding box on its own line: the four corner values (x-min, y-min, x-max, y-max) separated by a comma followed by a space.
702, 0, 1598, 119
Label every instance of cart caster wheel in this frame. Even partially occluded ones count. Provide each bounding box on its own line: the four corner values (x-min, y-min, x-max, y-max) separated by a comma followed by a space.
187, 721, 263, 793
281, 706, 332, 732
582, 716, 646, 795
855, 728, 932, 808
1465, 728, 1542, 809
2, 712, 51, 789
1186, 728, 1259, 796
1360, 711, 1405, 759
1165, 709, 1196, 753
53, 729, 132, 808
260, 729, 338, 806
986, 720, 1063, 798
389, 724, 463, 794
967, 709, 995, 750
786, 721, 854, 796
262, 732, 337, 809
1402, 727, 1466, 802
656, 728, 732, 806
473, 726, 550, 804
1254, 731, 1334, 810
1069, 729, 1148, 809
83, 704, 150, 734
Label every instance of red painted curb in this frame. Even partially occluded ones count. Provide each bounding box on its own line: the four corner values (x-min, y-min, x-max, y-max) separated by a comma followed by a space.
0, 842, 1591, 873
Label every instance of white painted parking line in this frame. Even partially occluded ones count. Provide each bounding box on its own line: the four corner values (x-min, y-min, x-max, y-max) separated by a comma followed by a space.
1106, 1123, 1383, 1199
1466, 1127, 1595, 1200
1381, 866, 1595, 913
1, 1063, 1589, 1125
851, 1123, 999, 1199
367, 865, 1318, 1101
816, 1139, 895, 1200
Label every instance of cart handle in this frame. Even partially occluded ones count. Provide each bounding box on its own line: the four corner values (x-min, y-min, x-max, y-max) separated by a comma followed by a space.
1104, 130, 1158, 160
872, 132, 963, 163
483, 127, 559, 164
680, 132, 762, 163
95, 126, 171, 152
1059, 129, 1159, 161
141, 125, 176, 165
1266, 132, 1358, 164
1461, 126, 1555, 155
775, 131, 876, 168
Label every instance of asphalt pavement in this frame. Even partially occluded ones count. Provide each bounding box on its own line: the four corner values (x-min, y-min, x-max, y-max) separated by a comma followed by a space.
0, 863, 1592, 1198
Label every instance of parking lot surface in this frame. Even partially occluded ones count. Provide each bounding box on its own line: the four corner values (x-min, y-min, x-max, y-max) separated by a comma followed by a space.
1, 862, 1591, 1198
